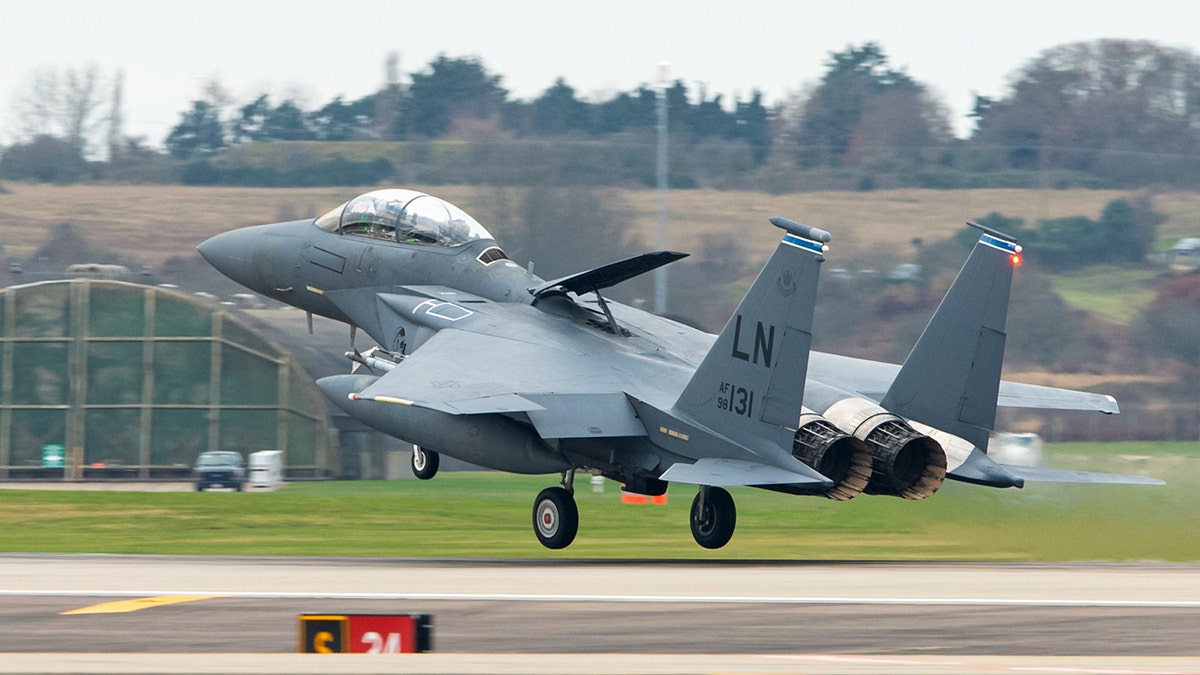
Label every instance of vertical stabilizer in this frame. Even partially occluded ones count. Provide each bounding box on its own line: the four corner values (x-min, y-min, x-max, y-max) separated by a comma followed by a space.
674, 217, 828, 450
880, 223, 1022, 450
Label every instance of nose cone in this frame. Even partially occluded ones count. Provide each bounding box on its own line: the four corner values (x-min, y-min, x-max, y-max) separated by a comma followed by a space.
197, 226, 264, 290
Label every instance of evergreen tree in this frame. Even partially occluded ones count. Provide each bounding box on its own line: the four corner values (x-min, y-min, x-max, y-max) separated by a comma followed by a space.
165, 100, 226, 159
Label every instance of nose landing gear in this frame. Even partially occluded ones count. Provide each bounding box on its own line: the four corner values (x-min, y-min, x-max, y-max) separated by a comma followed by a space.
532, 469, 578, 549
411, 446, 439, 480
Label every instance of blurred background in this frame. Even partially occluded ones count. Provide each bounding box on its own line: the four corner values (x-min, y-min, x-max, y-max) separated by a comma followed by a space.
2, 1, 1199, 481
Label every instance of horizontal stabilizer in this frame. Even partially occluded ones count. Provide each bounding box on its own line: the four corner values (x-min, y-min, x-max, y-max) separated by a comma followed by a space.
997, 382, 1119, 413
947, 448, 1024, 488
945, 447, 1164, 487
660, 457, 832, 488
807, 353, 1123, 414
530, 251, 688, 298
999, 464, 1165, 486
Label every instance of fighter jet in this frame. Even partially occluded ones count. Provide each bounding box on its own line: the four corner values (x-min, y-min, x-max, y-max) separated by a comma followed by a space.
198, 188, 1161, 549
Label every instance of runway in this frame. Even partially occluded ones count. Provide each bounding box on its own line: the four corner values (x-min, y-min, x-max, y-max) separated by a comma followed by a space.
1, 555, 1198, 673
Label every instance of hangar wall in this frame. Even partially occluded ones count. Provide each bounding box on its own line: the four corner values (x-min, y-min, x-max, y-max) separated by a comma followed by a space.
0, 280, 335, 480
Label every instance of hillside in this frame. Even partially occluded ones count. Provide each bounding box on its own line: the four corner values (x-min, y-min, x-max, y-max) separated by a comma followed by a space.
4, 183, 1198, 268
2, 182, 1196, 441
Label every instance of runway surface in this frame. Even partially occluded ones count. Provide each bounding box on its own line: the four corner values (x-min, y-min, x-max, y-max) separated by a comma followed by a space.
1, 555, 1198, 673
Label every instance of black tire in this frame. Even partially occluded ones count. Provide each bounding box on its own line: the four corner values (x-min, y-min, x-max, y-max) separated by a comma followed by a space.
690, 486, 736, 549
195, 483, 204, 492
235, 482, 244, 492
412, 446, 439, 480
532, 486, 579, 549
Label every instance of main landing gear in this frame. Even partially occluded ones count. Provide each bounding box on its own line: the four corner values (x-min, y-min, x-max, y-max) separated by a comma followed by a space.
529, 474, 738, 550
690, 486, 736, 549
411, 446, 439, 480
532, 470, 578, 549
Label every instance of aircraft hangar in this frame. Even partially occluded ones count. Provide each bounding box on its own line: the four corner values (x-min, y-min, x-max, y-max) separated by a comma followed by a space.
0, 279, 342, 481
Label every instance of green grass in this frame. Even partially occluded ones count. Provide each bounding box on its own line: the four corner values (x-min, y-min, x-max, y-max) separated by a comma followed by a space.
1050, 266, 1161, 323
0, 442, 1195, 561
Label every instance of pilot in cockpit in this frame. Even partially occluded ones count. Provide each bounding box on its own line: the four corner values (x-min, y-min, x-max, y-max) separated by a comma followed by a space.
395, 210, 438, 244
343, 196, 397, 239
439, 218, 470, 246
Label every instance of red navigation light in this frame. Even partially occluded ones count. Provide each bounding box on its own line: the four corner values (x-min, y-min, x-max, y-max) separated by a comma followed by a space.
1010, 253, 1022, 266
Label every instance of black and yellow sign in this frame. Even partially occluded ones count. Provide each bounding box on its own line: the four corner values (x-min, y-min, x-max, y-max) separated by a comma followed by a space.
299, 615, 348, 654
298, 613, 432, 653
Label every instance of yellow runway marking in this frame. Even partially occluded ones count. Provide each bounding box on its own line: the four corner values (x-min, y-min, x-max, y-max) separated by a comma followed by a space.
61, 595, 223, 615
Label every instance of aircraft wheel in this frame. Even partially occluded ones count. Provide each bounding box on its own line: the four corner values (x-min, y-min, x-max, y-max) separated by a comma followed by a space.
532, 487, 578, 549
690, 486, 736, 549
412, 446, 439, 480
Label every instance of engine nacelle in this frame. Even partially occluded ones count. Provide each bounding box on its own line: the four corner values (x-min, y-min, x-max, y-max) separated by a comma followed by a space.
792, 411, 872, 500
821, 398, 947, 500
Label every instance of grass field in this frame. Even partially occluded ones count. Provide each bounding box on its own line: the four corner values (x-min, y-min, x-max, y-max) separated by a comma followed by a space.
1050, 266, 1162, 323
0, 183, 1146, 267
0, 442, 1194, 561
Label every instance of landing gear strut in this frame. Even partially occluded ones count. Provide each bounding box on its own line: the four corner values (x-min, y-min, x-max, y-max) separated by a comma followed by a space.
532, 470, 578, 549
690, 486, 736, 549
411, 446, 439, 480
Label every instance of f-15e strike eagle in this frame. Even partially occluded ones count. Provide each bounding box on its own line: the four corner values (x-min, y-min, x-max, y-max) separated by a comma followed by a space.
198, 188, 1161, 549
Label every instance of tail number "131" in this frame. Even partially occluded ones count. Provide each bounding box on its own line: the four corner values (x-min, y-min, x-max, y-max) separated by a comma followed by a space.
717, 382, 754, 417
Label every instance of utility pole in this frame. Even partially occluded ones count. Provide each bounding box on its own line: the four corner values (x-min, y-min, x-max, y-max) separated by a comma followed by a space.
654, 62, 670, 315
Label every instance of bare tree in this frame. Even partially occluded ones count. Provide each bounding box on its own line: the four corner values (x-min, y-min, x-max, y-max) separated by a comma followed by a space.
10, 63, 108, 159
61, 64, 103, 156
972, 39, 1200, 180
12, 65, 61, 139
107, 70, 125, 162
845, 86, 952, 168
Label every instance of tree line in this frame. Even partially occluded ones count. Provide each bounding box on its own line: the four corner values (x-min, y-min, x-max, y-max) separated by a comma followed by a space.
6, 39, 1200, 189
160, 55, 771, 166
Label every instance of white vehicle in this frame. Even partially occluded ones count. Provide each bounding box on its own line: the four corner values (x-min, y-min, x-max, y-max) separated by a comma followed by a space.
248, 450, 284, 488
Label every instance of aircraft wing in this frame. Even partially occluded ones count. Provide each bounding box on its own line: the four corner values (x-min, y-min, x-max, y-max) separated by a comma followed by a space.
354, 328, 647, 439
807, 352, 1118, 413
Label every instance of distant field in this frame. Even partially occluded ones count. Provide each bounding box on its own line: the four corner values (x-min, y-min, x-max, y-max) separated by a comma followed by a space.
0, 183, 1161, 268
1050, 266, 1162, 324
0, 442, 1192, 561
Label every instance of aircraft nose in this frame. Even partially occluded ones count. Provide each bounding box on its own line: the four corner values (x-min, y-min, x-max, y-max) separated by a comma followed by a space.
197, 226, 263, 290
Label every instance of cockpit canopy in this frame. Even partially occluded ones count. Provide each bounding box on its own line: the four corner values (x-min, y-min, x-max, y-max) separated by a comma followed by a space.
314, 189, 493, 247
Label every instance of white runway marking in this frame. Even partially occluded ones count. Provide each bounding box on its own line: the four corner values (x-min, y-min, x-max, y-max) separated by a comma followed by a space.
4, 588, 1200, 607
